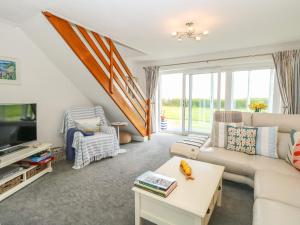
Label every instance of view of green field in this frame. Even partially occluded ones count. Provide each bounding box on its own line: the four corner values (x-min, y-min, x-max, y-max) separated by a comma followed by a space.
160, 98, 268, 133
160, 106, 212, 133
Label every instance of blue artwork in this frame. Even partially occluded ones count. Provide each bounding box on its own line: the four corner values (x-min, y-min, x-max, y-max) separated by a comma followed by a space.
0, 59, 16, 81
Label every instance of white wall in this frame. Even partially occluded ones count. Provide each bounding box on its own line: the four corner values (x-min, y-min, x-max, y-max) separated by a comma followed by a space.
0, 21, 92, 146
133, 40, 300, 87
126, 59, 146, 94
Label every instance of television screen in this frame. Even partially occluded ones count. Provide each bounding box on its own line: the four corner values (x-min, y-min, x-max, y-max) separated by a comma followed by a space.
0, 104, 37, 151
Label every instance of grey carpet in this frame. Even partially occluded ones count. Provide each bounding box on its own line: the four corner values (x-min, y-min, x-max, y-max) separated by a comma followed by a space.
0, 134, 253, 225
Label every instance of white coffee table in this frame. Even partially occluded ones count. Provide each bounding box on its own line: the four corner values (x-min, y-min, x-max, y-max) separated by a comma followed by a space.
132, 156, 224, 225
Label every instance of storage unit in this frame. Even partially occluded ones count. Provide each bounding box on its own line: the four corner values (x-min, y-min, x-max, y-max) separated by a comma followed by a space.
0, 143, 52, 202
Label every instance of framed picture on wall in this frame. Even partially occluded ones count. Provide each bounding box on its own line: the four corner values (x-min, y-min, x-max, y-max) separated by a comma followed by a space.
0, 57, 20, 84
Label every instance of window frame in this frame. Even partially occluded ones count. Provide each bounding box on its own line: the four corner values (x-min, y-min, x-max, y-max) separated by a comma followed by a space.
158, 62, 280, 134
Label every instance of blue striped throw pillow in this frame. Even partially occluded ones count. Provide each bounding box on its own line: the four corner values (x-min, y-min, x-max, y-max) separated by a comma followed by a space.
255, 127, 278, 158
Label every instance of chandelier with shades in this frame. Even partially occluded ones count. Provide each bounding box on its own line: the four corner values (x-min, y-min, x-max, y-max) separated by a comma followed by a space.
171, 22, 209, 41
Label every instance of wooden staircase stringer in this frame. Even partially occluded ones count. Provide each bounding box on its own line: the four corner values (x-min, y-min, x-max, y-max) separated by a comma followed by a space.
43, 11, 148, 137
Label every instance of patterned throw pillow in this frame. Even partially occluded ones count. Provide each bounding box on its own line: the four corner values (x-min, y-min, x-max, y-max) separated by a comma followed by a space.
255, 127, 278, 158
212, 122, 244, 148
289, 138, 300, 171
226, 126, 258, 155
290, 129, 300, 146
287, 129, 300, 164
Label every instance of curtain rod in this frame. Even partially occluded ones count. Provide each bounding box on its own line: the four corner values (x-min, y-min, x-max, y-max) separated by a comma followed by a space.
157, 53, 272, 67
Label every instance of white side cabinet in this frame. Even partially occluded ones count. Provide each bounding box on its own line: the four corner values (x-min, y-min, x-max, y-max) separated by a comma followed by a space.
0, 143, 53, 202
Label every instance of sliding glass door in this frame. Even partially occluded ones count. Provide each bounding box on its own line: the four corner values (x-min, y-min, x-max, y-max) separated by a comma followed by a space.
158, 66, 278, 135
159, 73, 184, 132
159, 71, 223, 134
189, 73, 218, 133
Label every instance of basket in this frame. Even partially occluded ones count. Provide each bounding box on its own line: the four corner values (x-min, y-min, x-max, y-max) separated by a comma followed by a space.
26, 164, 47, 179
0, 175, 23, 194
49, 147, 65, 164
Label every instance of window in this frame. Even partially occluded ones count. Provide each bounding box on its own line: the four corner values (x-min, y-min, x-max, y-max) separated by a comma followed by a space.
159, 73, 183, 132
190, 73, 218, 133
232, 69, 275, 112
158, 65, 279, 135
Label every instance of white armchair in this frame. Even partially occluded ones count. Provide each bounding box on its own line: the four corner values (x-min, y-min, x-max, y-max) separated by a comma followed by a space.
61, 106, 119, 169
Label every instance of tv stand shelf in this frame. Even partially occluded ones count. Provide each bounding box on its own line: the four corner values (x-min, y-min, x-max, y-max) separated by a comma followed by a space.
0, 143, 52, 202
0, 144, 52, 169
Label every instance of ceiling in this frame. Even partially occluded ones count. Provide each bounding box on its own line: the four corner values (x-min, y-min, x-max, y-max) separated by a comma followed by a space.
0, 0, 300, 61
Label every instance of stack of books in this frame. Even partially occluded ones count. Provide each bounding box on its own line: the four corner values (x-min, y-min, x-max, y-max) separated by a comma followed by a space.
134, 171, 177, 197
20, 151, 53, 166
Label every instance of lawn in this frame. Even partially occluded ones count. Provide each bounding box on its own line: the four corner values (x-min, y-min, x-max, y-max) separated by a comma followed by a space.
159, 98, 268, 133
161, 106, 212, 121
160, 106, 213, 133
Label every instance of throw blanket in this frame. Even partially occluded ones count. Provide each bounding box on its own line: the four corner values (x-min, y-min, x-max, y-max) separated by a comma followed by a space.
66, 128, 94, 161
214, 111, 243, 123
176, 135, 209, 148
72, 130, 118, 169
170, 134, 210, 160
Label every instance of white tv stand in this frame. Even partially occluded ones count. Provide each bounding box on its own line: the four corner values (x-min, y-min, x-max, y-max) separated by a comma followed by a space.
0, 143, 52, 202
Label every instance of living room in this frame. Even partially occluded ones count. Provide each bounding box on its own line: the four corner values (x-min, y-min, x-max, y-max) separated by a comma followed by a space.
0, 1, 300, 225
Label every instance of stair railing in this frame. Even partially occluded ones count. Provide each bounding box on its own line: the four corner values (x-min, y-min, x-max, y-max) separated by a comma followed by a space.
43, 11, 151, 138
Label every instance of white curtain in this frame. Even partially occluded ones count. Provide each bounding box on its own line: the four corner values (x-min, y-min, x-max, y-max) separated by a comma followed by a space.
144, 66, 160, 133
273, 50, 300, 114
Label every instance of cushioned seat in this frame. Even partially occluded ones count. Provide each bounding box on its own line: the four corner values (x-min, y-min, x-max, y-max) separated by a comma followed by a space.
255, 171, 300, 208
253, 198, 300, 225
196, 147, 254, 177
170, 111, 300, 225
170, 142, 199, 159
250, 155, 300, 178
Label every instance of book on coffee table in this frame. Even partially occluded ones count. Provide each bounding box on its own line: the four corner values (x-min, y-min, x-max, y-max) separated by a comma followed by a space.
134, 171, 177, 197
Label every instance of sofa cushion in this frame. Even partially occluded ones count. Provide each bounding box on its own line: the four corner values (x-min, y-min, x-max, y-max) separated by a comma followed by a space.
287, 137, 300, 170
170, 143, 199, 160
287, 130, 300, 164
252, 113, 300, 133
212, 122, 244, 148
253, 198, 300, 225
290, 129, 300, 145
226, 126, 258, 155
255, 171, 300, 208
277, 132, 291, 159
255, 126, 278, 158
249, 154, 300, 178
241, 112, 252, 126
196, 147, 254, 177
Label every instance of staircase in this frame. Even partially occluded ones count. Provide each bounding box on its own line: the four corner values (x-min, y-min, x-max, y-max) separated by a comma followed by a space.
43, 11, 150, 138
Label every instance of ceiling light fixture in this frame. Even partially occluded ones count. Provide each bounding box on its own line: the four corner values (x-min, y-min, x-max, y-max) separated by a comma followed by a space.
171, 22, 209, 41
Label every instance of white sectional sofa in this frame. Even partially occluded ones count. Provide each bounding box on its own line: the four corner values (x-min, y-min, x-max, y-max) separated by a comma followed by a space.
171, 112, 300, 225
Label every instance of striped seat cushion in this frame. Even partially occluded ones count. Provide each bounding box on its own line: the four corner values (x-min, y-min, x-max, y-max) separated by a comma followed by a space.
255, 127, 278, 158
176, 135, 209, 148
212, 122, 244, 148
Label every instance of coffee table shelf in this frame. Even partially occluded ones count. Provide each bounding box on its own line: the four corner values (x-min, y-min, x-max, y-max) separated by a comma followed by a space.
132, 156, 224, 225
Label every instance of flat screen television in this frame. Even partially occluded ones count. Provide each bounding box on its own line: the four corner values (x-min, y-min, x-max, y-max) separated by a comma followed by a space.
0, 104, 37, 153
